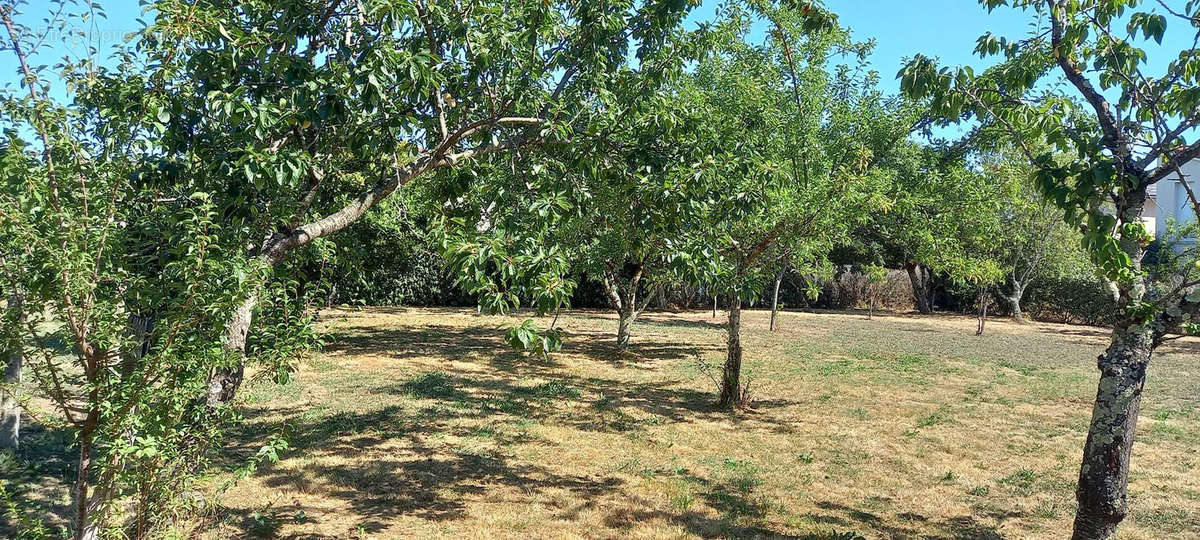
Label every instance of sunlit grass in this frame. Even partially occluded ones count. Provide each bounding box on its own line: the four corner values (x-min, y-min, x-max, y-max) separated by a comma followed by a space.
195, 307, 1199, 539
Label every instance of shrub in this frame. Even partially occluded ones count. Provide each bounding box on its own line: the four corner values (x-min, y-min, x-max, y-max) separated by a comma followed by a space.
1023, 276, 1117, 326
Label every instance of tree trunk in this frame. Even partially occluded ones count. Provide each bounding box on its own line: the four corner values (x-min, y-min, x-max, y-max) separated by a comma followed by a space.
1071, 327, 1153, 540
770, 264, 785, 331
616, 307, 634, 349
207, 294, 256, 407
1008, 280, 1026, 323
73, 431, 100, 540
2, 293, 22, 450
975, 286, 988, 335
712, 295, 717, 318
717, 296, 743, 409
904, 262, 934, 314
603, 265, 645, 350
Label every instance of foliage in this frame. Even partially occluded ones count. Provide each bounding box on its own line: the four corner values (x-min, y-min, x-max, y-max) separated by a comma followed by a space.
900, 1, 1200, 536
247, 275, 325, 386
1024, 276, 1118, 326
320, 199, 470, 306
503, 319, 563, 358
684, 0, 890, 301
899, 0, 1200, 314
0, 50, 251, 534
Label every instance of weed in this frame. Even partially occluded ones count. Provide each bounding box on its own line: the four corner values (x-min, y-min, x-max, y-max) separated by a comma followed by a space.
820, 359, 863, 377
915, 407, 953, 428
895, 353, 934, 372
520, 381, 581, 401
1032, 500, 1060, 519
402, 371, 465, 400
998, 468, 1041, 496
247, 511, 282, 538
668, 480, 696, 513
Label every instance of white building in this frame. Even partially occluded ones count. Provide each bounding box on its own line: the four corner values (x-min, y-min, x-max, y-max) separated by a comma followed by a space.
1154, 158, 1200, 241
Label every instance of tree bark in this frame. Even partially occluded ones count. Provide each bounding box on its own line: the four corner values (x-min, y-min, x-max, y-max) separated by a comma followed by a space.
904, 262, 934, 314
73, 430, 100, 540
1068, 182, 1154, 540
207, 294, 256, 407
712, 294, 717, 318
975, 286, 988, 336
717, 296, 743, 409
1008, 280, 1026, 323
770, 264, 786, 331
603, 263, 648, 350
1071, 326, 1153, 540
616, 307, 634, 349
2, 293, 22, 450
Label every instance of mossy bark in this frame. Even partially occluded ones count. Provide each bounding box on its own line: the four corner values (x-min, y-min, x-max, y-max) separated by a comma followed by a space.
1071, 326, 1153, 540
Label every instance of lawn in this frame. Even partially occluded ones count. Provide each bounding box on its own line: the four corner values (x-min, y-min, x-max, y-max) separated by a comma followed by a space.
200, 307, 1200, 539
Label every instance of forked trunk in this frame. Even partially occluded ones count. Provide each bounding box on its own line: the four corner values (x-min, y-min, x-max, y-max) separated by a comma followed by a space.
1071, 326, 1153, 540
207, 294, 256, 406
717, 296, 743, 409
602, 266, 645, 350
2, 293, 22, 449
905, 262, 934, 314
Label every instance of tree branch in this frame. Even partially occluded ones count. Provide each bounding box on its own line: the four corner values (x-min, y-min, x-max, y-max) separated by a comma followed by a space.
1047, 0, 1128, 159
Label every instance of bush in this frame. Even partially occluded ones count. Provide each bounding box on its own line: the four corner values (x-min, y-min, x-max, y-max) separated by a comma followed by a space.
319, 217, 473, 307
1023, 276, 1117, 326
810, 266, 914, 311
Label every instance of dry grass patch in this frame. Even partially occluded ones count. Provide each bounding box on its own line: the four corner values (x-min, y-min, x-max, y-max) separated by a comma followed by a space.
192, 308, 1197, 538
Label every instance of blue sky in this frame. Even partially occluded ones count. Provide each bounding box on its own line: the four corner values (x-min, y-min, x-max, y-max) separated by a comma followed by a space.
1, 1, 1193, 114
688, 0, 1038, 93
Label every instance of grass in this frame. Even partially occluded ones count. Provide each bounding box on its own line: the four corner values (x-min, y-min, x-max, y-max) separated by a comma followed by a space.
190, 307, 1200, 539
14, 306, 1200, 539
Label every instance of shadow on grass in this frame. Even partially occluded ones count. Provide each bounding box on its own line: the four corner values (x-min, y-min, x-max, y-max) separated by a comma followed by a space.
324, 322, 722, 373
213, 312, 1016, 538
218, 333, 798, 537
219, 398, 632, 534
810, 501, 1007, 540
0, 420, 77, 537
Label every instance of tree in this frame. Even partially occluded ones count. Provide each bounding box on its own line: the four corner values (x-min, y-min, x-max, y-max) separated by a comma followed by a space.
0, 3, 285, 536
862, 263, 889, 319
901, 1, 1200, 537
0, 22, 248, 540
768, 255, 790, 330
835, 140, 992, 315
982, 147, 1088, 322
437, 31, 716, 349
117, 0, 699, 406
687, 0, 885, 408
